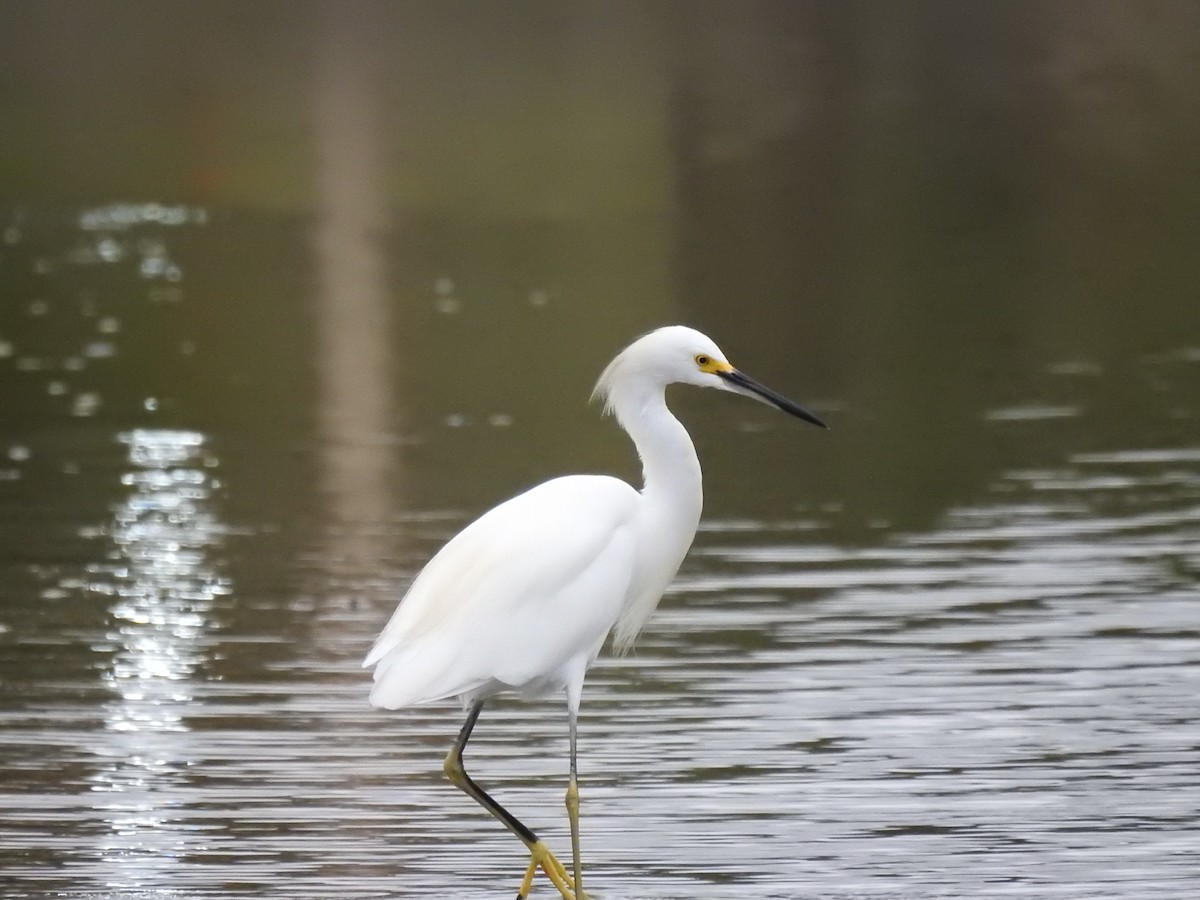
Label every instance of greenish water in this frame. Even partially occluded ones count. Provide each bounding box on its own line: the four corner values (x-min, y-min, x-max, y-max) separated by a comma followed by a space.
2, 4, 1200, 898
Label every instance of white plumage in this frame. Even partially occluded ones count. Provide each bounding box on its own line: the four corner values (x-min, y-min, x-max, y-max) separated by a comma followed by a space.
364, 474, 639, 709
363, 325, 825, 900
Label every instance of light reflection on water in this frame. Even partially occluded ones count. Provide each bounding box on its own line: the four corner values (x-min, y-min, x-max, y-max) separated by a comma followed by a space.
85, 428, 228, 896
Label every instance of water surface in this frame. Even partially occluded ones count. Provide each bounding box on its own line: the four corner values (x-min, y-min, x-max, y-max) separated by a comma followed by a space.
2, 5, 1200, 899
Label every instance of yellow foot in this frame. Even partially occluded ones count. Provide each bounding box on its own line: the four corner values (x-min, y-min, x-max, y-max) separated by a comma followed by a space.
514, 841, 584, 900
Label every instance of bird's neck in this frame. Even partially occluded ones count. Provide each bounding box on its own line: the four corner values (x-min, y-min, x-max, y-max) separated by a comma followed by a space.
614, 385, 703, 522
607, 381, 704, 653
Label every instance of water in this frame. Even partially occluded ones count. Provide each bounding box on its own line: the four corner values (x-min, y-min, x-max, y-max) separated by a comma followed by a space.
3, 5, 1200, 899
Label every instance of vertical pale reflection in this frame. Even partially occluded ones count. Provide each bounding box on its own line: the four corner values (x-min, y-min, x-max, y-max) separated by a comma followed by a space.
312, 3, 398, 572
89, 429, 228, 893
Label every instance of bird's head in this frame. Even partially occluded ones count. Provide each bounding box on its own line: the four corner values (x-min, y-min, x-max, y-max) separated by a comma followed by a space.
593, 325, 827, 428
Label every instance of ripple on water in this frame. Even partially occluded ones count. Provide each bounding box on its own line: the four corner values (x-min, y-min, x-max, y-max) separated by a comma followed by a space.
3, 415, 1199, 900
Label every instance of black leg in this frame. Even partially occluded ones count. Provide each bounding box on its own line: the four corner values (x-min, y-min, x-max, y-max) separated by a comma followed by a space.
444, 700, 540, 845
442, 700, 576, 899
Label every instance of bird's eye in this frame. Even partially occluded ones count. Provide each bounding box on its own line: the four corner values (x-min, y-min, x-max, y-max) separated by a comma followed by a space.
695, 354, 711, 367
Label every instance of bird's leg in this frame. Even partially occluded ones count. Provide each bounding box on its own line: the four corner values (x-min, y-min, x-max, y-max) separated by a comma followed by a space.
517, 857, 538, 898
565, 708, 586, 899
515, 850, 574, 900
444, 700, 577, 900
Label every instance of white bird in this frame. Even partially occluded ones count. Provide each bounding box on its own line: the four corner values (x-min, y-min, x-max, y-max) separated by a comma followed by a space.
364, 325, 826, 899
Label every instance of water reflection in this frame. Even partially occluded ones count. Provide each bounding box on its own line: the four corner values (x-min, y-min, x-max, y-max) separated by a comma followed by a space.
311, 5, 400, 576
86, 428, 228, 892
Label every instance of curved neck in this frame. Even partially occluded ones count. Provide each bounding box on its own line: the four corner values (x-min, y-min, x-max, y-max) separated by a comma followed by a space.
605, 377, 705, 653
611, 383, 703, 517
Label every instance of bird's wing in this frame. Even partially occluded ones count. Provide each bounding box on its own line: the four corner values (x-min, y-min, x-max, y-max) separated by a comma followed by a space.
364, 474, 640, 709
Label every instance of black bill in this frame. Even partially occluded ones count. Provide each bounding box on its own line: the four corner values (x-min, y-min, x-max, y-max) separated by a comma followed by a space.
718, 368, 828, 429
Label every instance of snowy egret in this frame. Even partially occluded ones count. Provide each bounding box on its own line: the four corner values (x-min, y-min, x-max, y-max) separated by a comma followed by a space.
364, 325, 826, 899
